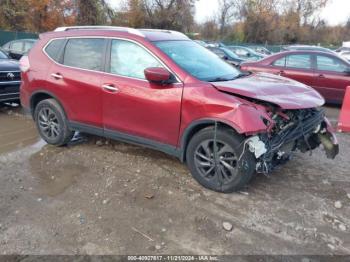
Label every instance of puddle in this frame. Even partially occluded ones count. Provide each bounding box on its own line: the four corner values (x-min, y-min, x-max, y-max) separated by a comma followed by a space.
31, 162, 87, 197
0, 107, 40, 154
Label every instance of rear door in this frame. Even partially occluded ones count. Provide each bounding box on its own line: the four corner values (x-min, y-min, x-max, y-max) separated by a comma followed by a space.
45, 38, 107, 127
314, 54, 350, 103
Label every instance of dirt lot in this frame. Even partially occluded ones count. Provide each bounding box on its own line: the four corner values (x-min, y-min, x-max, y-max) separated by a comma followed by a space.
0, 103, 349, 256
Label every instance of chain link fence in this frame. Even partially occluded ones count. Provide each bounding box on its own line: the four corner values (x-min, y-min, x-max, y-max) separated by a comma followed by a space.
0, 30, 38, 46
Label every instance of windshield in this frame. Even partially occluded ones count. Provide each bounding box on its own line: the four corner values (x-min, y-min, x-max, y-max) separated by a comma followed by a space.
155, 40, 241, 82
0, 50, 8, 59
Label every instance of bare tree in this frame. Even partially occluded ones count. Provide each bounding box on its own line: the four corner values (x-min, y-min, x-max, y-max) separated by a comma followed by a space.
217, 0, 238, 36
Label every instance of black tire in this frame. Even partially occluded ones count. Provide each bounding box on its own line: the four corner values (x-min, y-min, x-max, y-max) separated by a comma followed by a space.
186, 126, 256, 193
34, 99, 74, 146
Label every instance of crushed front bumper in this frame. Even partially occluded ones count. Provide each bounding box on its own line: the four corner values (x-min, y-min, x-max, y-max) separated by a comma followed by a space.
246, 109, 339, 174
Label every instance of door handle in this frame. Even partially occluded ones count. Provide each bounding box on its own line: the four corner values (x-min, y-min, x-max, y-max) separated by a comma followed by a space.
318, 74, 325, 78
102, 84, 119, 92
51, 73, 63, 80
278, 70, 285, 76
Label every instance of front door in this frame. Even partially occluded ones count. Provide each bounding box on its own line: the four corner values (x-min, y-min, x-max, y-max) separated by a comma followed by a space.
101, 39, 183, 146
314, 54, 350, 103
282, 53, 316, 87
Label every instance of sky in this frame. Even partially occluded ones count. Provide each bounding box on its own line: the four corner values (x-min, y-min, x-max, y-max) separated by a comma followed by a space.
108, 0, 350, 26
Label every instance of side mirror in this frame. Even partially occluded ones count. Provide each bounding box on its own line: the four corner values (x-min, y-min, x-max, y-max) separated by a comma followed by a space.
144, 67, 174, 84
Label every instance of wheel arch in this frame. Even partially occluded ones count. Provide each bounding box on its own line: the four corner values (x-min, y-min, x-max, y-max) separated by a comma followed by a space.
30, 90, 67, 120
179, 119, 243, 162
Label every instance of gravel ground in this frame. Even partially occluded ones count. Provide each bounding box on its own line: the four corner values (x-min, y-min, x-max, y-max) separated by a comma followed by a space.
0, 103, 349, 256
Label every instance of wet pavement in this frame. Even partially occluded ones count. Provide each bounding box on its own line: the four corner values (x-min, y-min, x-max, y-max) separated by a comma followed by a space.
0, 103, 349, 255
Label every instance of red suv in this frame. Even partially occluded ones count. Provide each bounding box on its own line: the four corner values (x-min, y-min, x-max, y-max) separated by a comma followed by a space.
20, 26, 339, 193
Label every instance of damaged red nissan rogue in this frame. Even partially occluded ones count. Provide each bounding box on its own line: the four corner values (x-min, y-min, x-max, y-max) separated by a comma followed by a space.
20, 26, 339, 193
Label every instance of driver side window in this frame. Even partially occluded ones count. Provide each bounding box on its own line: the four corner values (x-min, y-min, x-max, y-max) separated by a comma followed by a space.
110, 40, 162, 79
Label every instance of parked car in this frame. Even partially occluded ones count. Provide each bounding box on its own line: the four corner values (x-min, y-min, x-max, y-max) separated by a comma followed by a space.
282, 45, 334, 54
2, 39, 37, 60
207, 46, 245, 67
0, 49, 21, 103
241, 50, 350, 104
227, 46, 265, 61
20, 26, 338, 193
250, 46, 272, 56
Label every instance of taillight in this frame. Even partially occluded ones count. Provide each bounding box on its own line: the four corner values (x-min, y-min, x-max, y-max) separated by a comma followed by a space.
19, 56, 30, 72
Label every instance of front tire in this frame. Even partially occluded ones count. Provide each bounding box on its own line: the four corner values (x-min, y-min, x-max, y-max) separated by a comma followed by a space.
186, 127, 256, 193
34, 99, 74, 146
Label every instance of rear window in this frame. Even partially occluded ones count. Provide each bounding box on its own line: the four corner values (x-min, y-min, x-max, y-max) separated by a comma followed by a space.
45, 39, 65, 62
63, 38, 105, 71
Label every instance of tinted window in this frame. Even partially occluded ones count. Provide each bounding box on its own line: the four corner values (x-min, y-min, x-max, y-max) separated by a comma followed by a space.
316, 55, 347, 72
63, 38, 105, 71
45, 39, 66, 62
273, 57, 286, 67
110, 40, 162, 79
286, 54, 311, 69
11, 41, 23, 52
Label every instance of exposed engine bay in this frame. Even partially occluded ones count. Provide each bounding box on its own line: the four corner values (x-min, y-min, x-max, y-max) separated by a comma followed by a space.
245, 107, 339, 174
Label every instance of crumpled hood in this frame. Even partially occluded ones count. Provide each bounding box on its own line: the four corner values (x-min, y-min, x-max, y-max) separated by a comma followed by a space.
212, 72, 325, 109
0, 59, 20, 71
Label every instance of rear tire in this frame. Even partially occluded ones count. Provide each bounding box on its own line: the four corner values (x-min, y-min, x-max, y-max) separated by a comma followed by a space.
186, 127, 256, 193
34, 99, 74, 146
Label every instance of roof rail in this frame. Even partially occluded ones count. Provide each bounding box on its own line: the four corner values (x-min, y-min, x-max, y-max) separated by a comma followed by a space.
54, 26, 145, 37
139, 28, 188, 39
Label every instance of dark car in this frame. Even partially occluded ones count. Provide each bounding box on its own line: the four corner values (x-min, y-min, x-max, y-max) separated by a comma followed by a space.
208, 47, 245, 66
240, 50, 350, 104
2, 39, 37, 60
20, 26, 338, 193
0, 49, 21, 103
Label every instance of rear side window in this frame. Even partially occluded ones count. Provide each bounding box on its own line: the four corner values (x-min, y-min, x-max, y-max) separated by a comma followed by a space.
63, 38, 105, 71
316, 55, 347, 72
273, 57, 286, 67
45, 39, 65, 62
285, 54, 312, 69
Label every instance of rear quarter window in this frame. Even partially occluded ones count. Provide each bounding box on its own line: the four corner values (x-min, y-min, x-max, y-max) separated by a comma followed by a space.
45, 39, 66, 62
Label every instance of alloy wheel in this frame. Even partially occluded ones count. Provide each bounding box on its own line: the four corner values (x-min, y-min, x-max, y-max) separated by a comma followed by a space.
38, 107, 60, 139
194, 139, 238, 185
